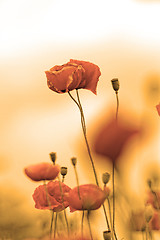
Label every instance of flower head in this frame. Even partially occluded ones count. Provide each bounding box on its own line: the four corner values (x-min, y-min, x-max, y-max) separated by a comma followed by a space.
45, 59, 101, 95
93, 117, 140, 164
24, 162, 60, 181
32, 180, 71, 211
146, 190, 160, 210
66, 184, 109, 212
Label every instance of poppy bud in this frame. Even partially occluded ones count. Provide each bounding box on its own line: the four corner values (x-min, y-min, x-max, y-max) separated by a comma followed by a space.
111, 78, 119, 92
145, 205, 154, 223
50, 152, 56, 164
61, 167, 68, 176
103, 231, 112, 240
147, 179, 152, 189
71, 157, 77, 166
102, 172, 110, 185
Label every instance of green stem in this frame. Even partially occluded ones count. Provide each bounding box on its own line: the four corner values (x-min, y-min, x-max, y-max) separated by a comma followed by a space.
68, 90, 110, 231
81, 210, 85, 239
107, 198, 114, 240
50, 211, 54, 239
54, 212, 58, 239
57, 176, 70, 237
87, 211, 93, 240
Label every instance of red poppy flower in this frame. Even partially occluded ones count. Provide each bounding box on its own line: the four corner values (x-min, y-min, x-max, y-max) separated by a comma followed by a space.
146, 190, 160, 210
156, 103, 160, 116
45, 59, 101, 94
32, 180, 71, 211
130, 211, 146, 231
65, 184, 109, 212
93, 117, 140, 164
150, 211, 160, 230
24, 162, 60, 181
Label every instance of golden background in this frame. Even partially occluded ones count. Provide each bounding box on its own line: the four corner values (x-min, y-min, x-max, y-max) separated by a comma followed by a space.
0, 0, 160, 239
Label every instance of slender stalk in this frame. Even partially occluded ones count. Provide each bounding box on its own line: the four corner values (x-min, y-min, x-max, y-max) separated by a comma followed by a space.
54, 212, 58, 239
43, 180, 53, 240
115, 91, 119, 122
50, 211, 54, 239
107, 198, 114, 240
74, 165, 81, 200
112, 90, 119, 240
142, 230, 145, 240
57, 176, 70, 236
81, 210, 85, 239
68, 90, 110, 231
75, 90, 99, 186
87, 211, 93, 240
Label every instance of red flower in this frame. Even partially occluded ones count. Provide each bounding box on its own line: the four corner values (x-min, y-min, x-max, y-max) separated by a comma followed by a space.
146, 190, 160, 210
24, 162, 60, 181
156, 103, 160, 116
45, 59, 101, 94
93, 117, 140, 164
150, 211, 160, 230
32, 180, 71, 211
66, 184, 109, 212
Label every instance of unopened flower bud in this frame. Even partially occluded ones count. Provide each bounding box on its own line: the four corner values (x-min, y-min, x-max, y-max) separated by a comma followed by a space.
111, 78, 119, 92
49, 152, 56, 164
102, 172, 110, 185
71, 157, 77, 166
61, 167, 68, 176
145, 205, 154, 223
103, 231, 112, 240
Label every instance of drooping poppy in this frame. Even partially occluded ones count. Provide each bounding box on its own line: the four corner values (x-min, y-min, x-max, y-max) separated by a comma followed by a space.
24, 162, 60, 181
45, 59, 101, 95
66, 184, 109, 212
93, 117, 140, 164
32, 180, 71, 211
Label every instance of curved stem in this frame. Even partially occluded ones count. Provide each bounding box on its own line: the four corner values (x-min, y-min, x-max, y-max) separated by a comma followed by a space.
75, 90, 99, 186
68, 90, 110, 230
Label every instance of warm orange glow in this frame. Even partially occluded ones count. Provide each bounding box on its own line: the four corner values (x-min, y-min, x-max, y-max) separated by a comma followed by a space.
1, 0, 160, 239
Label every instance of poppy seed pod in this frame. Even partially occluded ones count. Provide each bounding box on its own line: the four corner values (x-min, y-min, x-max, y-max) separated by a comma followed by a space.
102, 172, 110, 185
71, 157, 77, 166
147, 179, 152, 189
50, 152, 56, 164
103, 231, 112, 240
61, 167, 68, 176
111, 78, 119, 92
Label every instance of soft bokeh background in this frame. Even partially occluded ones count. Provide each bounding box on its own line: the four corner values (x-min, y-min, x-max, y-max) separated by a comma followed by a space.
0, 0, 160, 239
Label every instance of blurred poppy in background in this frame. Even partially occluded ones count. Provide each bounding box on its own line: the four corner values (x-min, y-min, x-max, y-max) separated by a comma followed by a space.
33, 181, 71, 211
93, 116, 141, 165
45, 59, 101, 94
156, 103, 160, 116
24, 163, 60, 181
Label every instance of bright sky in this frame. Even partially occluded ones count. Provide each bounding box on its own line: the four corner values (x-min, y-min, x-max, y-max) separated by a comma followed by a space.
0, 0, 160, 57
